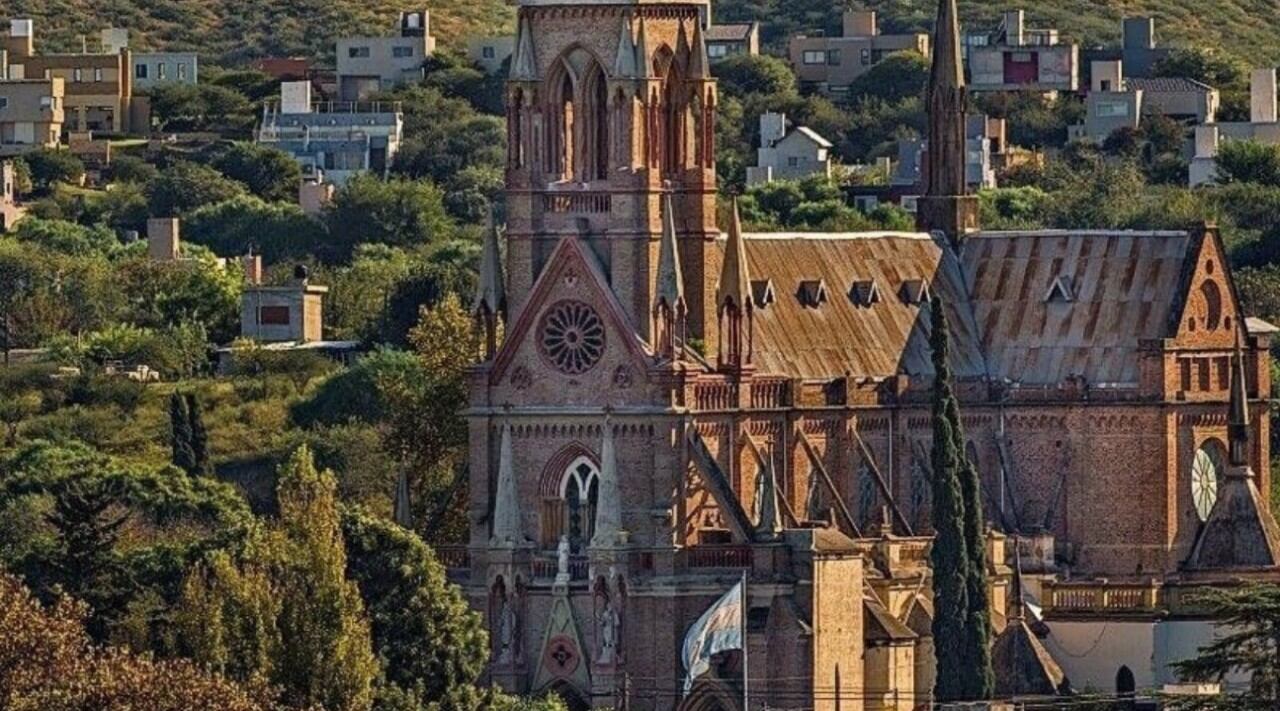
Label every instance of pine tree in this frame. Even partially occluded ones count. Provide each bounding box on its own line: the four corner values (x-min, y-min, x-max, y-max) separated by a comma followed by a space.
170, 391, 197, 474
186, 392, 212, 476
935, 297, 995, 699
928, 294, 971, 703
1173, 584, 1280, 711
45, 475, 129, 639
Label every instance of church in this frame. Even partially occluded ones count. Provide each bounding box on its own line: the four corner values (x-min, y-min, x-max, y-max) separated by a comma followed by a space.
460, 0, 1280, 706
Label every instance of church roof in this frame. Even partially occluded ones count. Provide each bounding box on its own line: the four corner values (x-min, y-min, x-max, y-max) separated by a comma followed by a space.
992, 618, 1070, 698
730, 229, 1197, 383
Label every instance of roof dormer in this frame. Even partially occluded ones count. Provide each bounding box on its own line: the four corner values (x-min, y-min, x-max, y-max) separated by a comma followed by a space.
849, 279, 881, 307
899, 279, 931, 305
798, 279, 828, 308
1045, 275, 1075, 303
751, 279, 776, 308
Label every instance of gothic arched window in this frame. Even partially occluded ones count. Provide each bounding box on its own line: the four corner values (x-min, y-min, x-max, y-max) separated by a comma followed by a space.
583, 64, 610, 181
857, 459, 878, 528
542, 456, 600, 551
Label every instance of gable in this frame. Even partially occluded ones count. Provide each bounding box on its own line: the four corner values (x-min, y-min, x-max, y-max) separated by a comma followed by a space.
489, 235, 654, 405
1167, 226, 1243, 349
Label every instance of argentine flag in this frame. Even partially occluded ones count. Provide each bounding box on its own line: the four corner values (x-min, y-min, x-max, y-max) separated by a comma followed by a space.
682, 580, 745, 694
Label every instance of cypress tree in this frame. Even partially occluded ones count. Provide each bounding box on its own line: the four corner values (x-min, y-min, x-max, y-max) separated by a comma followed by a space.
169, 391, 196, 475
928, 294, 970, 703
936, 298, 995, 699
186, 393, 212, 476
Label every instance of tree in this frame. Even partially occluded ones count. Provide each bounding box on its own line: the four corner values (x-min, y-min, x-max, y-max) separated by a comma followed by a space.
1215, 140, 1280, 187
0, 573, 296, 711
1155, 48, 1246, 91
323, 175, 454, 258
23, 148, 86, 193
184, 195, 322, 263
846, 50, 929, 103
1172, 584, 1280, 711
212, 143, 303, 203
15, 217, 119, 256
170, 391, 198, 474
146, 161, 248, 217
44, 475, 130, 638
341, 508, 489, 710
713, 54, 798, 98
187, 392, 212, 476
928, 293, 971, 704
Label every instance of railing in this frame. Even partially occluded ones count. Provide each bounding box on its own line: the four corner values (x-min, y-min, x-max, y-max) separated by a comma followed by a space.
897, 540, 931, 565
1045, 581, 1161, 615
692, 381, 735, 410
684, 545, 754, 569
263, 100, 403, 116
532, 555, 590, 581
435, 544, 470, 570
749, 378, 790, 409
542, 192, 612, 214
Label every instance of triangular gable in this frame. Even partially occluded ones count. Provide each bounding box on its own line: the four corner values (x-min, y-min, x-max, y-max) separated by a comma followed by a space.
490, 234, 653, 385
531, 594, 592, 692
1168, 225, 1245, 348
899, 279, 931, 305
797, 279, 828, 308
1044, 274, 1074, 303
848, 279, 880, 307
750, 279, 776, 308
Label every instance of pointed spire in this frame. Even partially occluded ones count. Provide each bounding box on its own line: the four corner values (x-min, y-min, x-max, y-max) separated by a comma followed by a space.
634, 16, 650, 78
394, 470, 413, 529
931, 0, 964, 92
614, 14, 639, 78
656, 194, 685, 311
688, 20, 710, 79
490, 421, 525, 547
716, 198, 752, 312
1228, 331, 1250, 466
511, 16, 536, 81
675, 17, 691, 65
754, 450, 783, 540
475, 207, 506, 318
590, 415, 622, 548
1009, 546, 1026, 621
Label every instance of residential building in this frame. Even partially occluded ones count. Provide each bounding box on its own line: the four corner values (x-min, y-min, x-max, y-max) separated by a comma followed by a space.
256, 81, 403, 185
299, 166, 336, 216
457, 0, 1280, 707
965, 9, 1079, 92
240, 265, 328, 344
789, 10, 929, 95
745, 112, 832, 185
892, 114, 1002, 194
1071, 60, 1220, 144
0, 77, 63, 154
336, 10, 435, 101
1082, 16, 1173, 80
253, 57, 311, 81
705, 21, 759, 62
96, 28, 199, 90
3, 19, 146, 135
467, 36, 515, 74
1190, 68, 1280, 186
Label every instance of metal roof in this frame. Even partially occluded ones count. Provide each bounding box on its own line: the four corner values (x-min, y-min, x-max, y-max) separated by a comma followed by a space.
732, 229, 1195, 385
705, 22, 756, 42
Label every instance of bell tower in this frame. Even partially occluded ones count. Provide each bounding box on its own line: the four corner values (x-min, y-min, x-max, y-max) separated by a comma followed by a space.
503, 0, 720, 354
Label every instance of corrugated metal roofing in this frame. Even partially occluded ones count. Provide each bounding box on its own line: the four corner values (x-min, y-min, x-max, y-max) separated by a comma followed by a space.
705, 23, 755, 41
731, 229, 1193, 385
739, 232, 987, 379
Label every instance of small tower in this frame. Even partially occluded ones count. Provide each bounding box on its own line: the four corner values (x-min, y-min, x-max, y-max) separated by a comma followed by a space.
474, 209, 507, 359
654, 194, 687, 359
716, 199, 753, 372
917, 0, 979, 240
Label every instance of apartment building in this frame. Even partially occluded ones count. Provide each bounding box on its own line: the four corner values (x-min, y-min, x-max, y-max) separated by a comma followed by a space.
97, 29, 199, 90
789, 11, 929, 95
0, 77, 63, 154
965, 10, 1078, 92
1070, 60, 1218, 143
2, 19, 146, 135
257, 81, 403, 186
706, 22, 759, 62
745, 112, 833, 185
336, 10, 435, 101
1190, 69, 1280, 186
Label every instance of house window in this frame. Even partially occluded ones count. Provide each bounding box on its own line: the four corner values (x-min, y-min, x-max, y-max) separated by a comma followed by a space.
0, 98, 8, 110
861, 48, 871, 65
135, 63, 148, 79
901, 195, 920, 213
708, 43, 728, 58
392, 46, 414, 58
1010, 51, 1034, 63
540, 457, 600, 550
482, 46, 496, 59
40, 96, 54, 110
1096, 101, 1130, 118
349, 46, 371, 58
158, 63, 167, 80
802, 50, 826, 65
178, 63, 187, 80
73, 68, 83, 82
826, 49, 841, 65
258, 306, 291, 325
787, 156, 801, 167
94, 68, 103, 82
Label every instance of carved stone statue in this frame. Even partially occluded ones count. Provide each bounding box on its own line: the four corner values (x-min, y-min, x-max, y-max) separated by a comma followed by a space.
496, 594, 516, 663
556, 534, 571, 583
597, 599, 619, 665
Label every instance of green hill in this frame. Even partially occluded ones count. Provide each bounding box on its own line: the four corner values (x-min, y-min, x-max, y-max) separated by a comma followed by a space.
0, 0, 515, 64
2, 0, 1275, 68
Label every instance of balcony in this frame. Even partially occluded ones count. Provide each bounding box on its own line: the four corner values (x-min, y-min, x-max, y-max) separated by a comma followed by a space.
682, 545, 754, 569
542, 191, 611, 214
532, 554, 590, 581
1043, 580, 1162, 617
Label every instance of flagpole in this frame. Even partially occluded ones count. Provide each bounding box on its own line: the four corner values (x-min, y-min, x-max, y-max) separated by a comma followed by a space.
741, 570, 749, 711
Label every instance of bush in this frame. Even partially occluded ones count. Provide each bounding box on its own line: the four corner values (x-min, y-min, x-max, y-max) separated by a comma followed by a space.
146, 161, 248, 217
24, 148, 86, 192
1215, 140, 1280, 187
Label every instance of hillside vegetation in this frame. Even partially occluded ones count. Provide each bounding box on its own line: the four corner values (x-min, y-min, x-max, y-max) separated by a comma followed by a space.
1, 0, 515, 63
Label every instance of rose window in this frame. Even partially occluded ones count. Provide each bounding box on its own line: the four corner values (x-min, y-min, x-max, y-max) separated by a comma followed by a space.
539, 300, 605, 374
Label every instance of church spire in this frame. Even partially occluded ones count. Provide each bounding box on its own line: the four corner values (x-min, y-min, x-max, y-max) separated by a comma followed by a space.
1228, 331, 1250, 466
655, 194, 686, 359
511, 16, 536, 81
688, 20, 710, 79
591, 414, 622, 548
634, 15, 650, 77
474, 207, 506, 359
917, 0, 979, 240
614, 14, 639, 78
717, 199, 753, 372
754, 449, 783, 540
490, 421, 525, 547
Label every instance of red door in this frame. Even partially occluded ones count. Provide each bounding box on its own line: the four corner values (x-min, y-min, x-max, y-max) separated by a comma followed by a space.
1003, 51, 1039, 85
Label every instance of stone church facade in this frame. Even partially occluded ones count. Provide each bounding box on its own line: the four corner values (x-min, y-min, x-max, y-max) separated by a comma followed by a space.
459, 0, 1280, 706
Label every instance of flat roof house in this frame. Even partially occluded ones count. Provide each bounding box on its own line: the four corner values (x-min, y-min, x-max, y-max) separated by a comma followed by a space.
97, 29, 199, 91
706, 22, 759, 62
1190, 69, 1280, 186
467, 36, 515, 74
1070, 60, 1218, 144
789, 10, 929, 96
256, 81, 404, 186
0, 76, 63, 155
1082, 17, 1173, 80
336, 10, 435, 101
965, 9, 1078, 93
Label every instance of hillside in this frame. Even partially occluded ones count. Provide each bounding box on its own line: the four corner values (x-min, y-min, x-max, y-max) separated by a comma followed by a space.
2, 0, 1275, 69
0, 0, 515, 64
